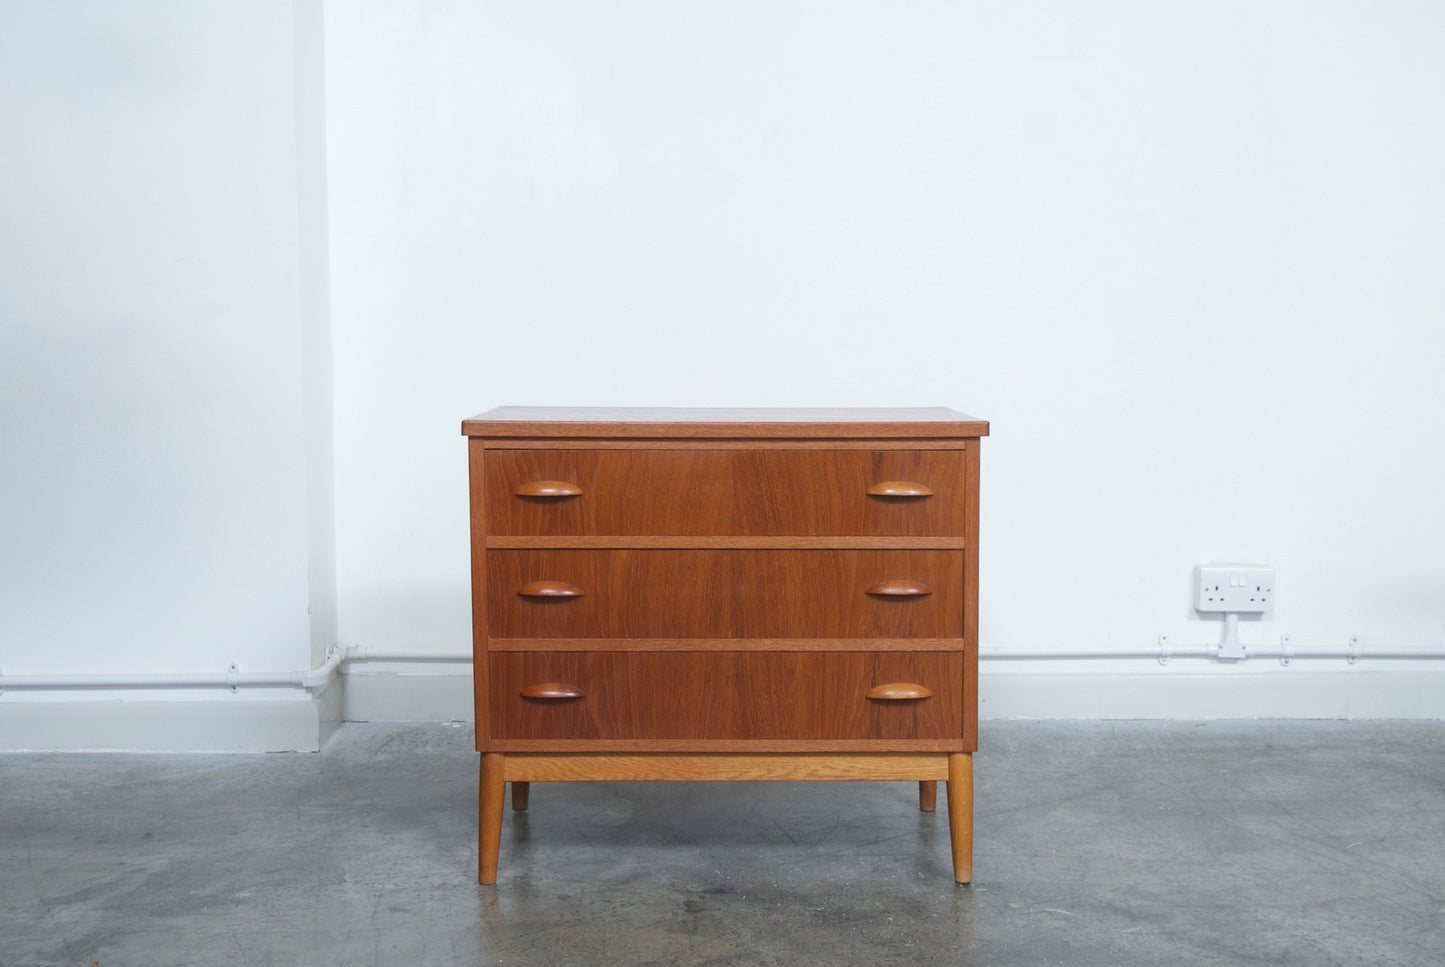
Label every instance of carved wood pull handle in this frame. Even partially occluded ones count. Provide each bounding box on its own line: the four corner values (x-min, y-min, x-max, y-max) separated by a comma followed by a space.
866, 682, 934, 701
518, 580, 585, 598
516, 480, 582, 498
866, 480, 934, 497
866, 579, 933, 597
520, 682, 585, 700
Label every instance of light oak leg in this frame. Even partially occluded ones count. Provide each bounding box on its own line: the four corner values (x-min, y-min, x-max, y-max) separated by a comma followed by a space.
511, 780, 530, 812
918, 780, 937, 812
946, 752, 974, 885
479, 753, 506, 885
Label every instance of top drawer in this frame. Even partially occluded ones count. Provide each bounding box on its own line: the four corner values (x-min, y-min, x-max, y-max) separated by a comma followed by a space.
483, 449, 967, 537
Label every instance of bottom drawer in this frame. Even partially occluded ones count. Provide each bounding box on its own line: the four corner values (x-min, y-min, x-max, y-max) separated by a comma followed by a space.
489, 651, 964, 741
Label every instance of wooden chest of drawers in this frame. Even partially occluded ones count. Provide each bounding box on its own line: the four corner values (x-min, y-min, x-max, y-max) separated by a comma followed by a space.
462, 406, 988, 884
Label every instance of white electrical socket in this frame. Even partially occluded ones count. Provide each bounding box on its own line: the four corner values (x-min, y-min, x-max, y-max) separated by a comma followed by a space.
1195, 564, 1275, 613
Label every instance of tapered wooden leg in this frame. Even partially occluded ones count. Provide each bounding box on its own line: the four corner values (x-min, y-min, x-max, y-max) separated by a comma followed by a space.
511, 780, 530, 812
918, 780, 937, 812
946, 752, 973, 885
479, 753, 506, 885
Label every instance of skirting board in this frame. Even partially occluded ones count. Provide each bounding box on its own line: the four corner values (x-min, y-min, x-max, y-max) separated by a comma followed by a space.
980, 666, 1445, 719
0, 681, 343, 753
343, 664, 1445, 724
341, 670, 473, 723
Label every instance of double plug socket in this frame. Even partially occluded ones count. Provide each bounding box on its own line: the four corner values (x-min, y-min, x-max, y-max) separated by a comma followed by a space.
1194, 564, 1274, 614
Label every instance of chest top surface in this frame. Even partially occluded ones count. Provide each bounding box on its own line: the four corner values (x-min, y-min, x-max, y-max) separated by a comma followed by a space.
462, 406, 989, 440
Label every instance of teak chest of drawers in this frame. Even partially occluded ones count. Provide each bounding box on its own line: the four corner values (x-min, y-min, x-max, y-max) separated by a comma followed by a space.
462, 406, 988, 884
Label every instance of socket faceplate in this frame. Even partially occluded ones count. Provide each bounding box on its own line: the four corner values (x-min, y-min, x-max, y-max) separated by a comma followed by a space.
1195, 565, 1274, 613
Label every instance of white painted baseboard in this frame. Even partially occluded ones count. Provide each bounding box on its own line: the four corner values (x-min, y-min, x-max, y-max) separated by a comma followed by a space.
981, 664, 1445, 719
341, 669, 472, 722
0, 681, 343, 753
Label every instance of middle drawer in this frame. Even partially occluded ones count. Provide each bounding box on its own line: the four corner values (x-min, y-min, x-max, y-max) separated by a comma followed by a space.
487, 549, 964, 639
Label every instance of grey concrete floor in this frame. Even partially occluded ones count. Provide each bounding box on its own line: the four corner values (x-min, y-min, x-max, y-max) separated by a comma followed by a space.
2, 721, 1444, 967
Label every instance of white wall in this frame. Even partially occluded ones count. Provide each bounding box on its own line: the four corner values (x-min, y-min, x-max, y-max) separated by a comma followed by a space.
325, 1, 1445, 693
3, 2, 1442, 742
0, 2, 334, 740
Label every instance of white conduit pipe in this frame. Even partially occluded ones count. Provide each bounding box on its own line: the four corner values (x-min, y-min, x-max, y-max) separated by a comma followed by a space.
4, 642, 1444, 695
344, 647, 472, 664
0, 646, 480, 693
0, 645, 469, 694
0, 645, 352, 693
982, 641, 1445, 662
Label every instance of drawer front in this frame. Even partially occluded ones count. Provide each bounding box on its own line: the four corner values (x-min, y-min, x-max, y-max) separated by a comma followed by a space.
488, 549, 964, 639
490, 651, 964, 740
484, 449, 966, 536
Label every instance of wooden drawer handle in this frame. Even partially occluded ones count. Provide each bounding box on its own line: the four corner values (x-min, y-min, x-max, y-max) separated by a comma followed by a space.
516, 480, 582, 498
866, 579, 933, 597
518, 580, 585, 598
520, 682, 585, 700
866, 682, 933, 701
867, 480, 934, 497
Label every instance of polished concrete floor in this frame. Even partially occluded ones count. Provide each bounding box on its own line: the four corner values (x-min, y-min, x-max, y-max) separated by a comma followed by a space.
3, 720, 1443, 966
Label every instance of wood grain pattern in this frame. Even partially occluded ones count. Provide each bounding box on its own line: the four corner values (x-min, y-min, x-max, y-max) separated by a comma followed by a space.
489, 738, 967, 753
482, 439, 970, 451
463, 406, 990, 439
479, 754, 505, 884
961, 441, 981, 752
865, 579, 933, 597
488, 637, 965, 652
866, 481, 933, 497
468, 440, 491, 749
919, 780, 938, 812
464, 406, 986, 883
517, 580, 585, 599
515, 480, 582, 498
488, 549, 964, 639
502, 753, 951, 782
490, 651, 964, 741
486, 536, 967, 550
948, 753, 974, 884
865, 682, 934, 700
485, 449, 967, 537
519, 682, 585, 700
